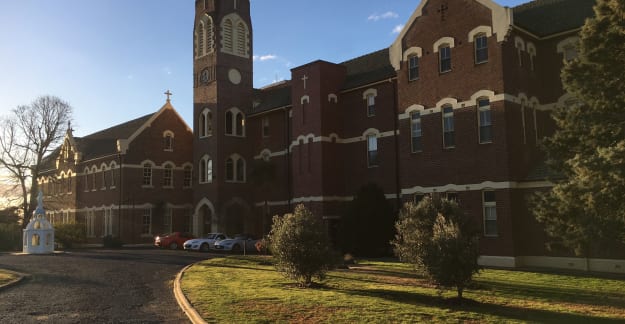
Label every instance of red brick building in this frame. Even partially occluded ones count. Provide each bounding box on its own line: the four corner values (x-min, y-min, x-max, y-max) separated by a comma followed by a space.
41, 0, 624, 272
40, 100, 194, 244
191, 0, 625, 272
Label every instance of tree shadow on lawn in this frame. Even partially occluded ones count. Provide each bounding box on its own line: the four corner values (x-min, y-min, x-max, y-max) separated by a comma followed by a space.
338, 287, 624, 323
477, 279, 625, 309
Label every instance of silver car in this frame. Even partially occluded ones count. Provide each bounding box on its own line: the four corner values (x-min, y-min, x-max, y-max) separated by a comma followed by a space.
213, 234, 259, 253
183, 233, 228, 252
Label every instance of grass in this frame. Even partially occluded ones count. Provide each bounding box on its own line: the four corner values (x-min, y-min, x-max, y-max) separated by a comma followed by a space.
0, 269, 19, 286
181, 256, 625, 323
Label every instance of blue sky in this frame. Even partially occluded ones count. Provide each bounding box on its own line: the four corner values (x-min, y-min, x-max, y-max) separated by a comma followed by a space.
0, 0, 526, 136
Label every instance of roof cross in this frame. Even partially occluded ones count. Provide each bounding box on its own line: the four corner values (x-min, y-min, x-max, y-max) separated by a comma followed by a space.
164, 90, 173, 102
301, 75, 308, 90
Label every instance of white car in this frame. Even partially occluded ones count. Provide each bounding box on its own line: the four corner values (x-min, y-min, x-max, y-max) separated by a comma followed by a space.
213, 234, 259, 253
183, 233, 228, 252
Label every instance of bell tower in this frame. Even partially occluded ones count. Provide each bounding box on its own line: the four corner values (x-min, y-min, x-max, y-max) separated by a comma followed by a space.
192, 0, 254, 236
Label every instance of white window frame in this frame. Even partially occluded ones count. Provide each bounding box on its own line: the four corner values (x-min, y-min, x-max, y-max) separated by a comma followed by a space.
141, 208, 152, 236
478, 98, 492, 144
483, 191, 498, 237
163, 164, 174, 188
411, 111, 422, 153
442, 105, 455, 148
142, 163, 153, 187
163, 130, 174, 152
367, 134, 379, 168
474, 34, 488, 64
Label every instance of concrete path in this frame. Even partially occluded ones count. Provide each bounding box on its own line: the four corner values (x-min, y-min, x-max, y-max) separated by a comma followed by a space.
0, 248, 210, 323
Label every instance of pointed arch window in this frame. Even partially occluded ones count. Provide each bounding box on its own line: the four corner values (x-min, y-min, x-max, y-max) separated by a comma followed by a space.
163, 131, 174, 151
225, 111, 233, 135
197, 21, 205, 57
84, 168, 90, 192
225, 108, 245, 137
236, 22, 247, 56
91, 167, 97, 190
199, 108, 212, 138
223, 19, 233, 53
235, 113, 244, 136
199, 156, 213, 184
226, 155, 245, 183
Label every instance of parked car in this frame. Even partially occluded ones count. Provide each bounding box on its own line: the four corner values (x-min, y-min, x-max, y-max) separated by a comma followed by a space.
213, 234, 259, 253
154, 232, 194, 250
183, 233, 228, 252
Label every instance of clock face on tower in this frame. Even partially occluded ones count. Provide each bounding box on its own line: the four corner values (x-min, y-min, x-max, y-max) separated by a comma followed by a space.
228, 68, 241, 85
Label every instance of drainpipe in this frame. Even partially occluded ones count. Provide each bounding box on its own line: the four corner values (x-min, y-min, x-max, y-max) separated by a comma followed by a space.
117, 153, 123, 239
392, 78, 401, 211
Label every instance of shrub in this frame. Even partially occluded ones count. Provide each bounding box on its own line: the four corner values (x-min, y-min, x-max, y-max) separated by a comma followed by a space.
54, 223, 86, 249
392, 197, 480, 299
268, 204, 334, 287
103, 235, 123, 249
0, 223, 22, 251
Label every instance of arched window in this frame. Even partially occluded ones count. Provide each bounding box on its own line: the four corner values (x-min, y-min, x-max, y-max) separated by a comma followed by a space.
225, 111, 233, 135
199, 156, 212, 184
478, 98, 492, 143
142, 163, 152, 186
91, 167, 97, 190
163, 131, 174, 151
183, 165, 193, 188
84, 168, 90, 192
236, 22, 247, 56
411, 111, 422, 152
109, 162, 117, 188
225, 157, 234, 181
206, 17, 214, 53
226, 155, 245, 182
223, 19, 233, 53
199, 108, 212, 138
225, 108, 245, 136
235, 113, 244, 136
474, 33, 488, 64
236, 158, 245, 182
197, 21, 205, 57
442, 105, 455, 148
163, 164, 173, 187
439, 45, 452, 73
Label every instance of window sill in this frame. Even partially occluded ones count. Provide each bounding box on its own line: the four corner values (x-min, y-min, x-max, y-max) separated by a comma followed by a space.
225, 180, 246, 184
162, 186, 174, 189
475, 60, 488, 65
439, 70, 452, 75
443, 146, 455, 150
411, 150, 422, 154
367, 165, 379, 169
110, 186, 116, 189
225, 134, 246, 138
483, 234, 499, 238
91, 189, 98, 192
479, 141, 493, 145
199, 135, 212, 139
141, 185, 154, 189
101, 187, 107, 190
164, 149, 173, 152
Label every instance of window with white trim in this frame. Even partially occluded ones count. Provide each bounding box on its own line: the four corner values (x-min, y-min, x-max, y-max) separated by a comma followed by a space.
164, 132, 174, 151
226, 155, 246, 182
367, 134, 378, 167
142, 208, 152, 235
411, 111, 422, 152
104, 208, 113, 237
442, 105, 455, 148
109, 163, 117, 188
91, 167, 97, 190
408, 55, 419, 81
483, 191, 497, 236
475, 34, 488, 64
439, 46, 452, 73
200, 109, 212, 138
223, 18, 233, 53
478, 98, 492, 143
101, 169, 107, 190
225, 109, 245, 136
86, 210, 95, 237
142, 163, 152, 186
199, 156, 212, 184
262, 116, 270, 137
163, 164, 173, 187
184, 166, 193, 188
84, 168, 89, 192
366, 94, 375, 117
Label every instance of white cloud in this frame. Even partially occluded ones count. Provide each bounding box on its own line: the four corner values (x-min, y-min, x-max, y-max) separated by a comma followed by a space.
253, 54, 278, 61
368, 11, 399, 22
392, 24, 404, 34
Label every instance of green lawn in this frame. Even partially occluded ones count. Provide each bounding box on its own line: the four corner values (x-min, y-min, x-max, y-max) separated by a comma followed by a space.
181, 256, 625, 323
0, 269, 19, 286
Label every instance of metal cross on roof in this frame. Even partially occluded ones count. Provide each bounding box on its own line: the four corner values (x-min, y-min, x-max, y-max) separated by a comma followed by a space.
164, 90, 173, 101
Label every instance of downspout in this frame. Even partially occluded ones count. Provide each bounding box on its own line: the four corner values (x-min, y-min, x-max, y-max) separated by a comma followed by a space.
286, 107, 292, 212
391, 78, 401, 211
118, 153, 123, 239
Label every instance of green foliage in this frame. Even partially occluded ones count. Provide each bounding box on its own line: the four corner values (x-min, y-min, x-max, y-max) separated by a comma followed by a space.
267, 204, 335, 287
340, 183, 396, 257
54, 223, 86, 249
393, 197, 480, 299
534, 0, 625, 254
102, 235, 123, 249
0, 223, 22, 251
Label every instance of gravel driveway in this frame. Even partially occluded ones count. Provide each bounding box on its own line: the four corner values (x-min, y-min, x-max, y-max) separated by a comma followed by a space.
0, 248, 210, 323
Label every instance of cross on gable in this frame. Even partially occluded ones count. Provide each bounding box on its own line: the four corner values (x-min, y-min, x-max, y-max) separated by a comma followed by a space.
164, 90, 173, 101
437, 3, 449, 21
301, 75, 308, 90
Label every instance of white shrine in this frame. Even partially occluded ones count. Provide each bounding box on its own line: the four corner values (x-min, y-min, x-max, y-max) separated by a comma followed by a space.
23, 191, 55, 254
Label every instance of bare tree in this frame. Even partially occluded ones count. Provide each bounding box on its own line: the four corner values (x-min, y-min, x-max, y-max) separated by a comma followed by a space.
0, 95, 72, 224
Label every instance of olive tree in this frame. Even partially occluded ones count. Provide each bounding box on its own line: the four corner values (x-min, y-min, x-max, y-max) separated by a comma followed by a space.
268, 204, 334, 288
393, 197, 480, 299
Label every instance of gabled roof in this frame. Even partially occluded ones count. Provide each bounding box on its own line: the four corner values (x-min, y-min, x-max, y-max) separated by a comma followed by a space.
249, 81, 292, 116
341, 48, 396, 90
513, 0, 595, 37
